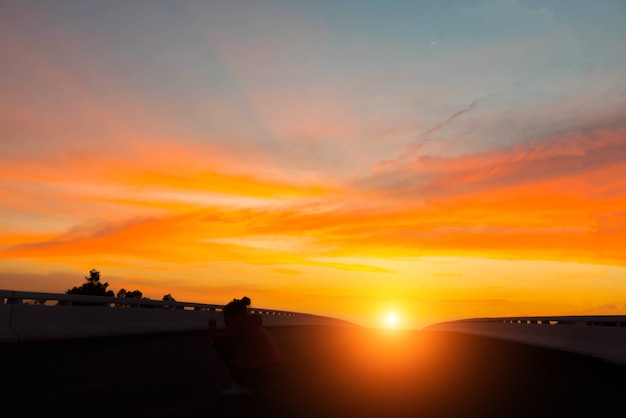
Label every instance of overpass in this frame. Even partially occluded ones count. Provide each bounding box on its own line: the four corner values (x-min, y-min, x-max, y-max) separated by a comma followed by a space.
426, 315, 626, 365
1, 289, 625, 417
2, 289, 625, 365
0, 289, 356, 343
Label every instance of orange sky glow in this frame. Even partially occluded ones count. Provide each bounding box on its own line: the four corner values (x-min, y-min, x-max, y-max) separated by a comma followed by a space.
2, 1, 626, 329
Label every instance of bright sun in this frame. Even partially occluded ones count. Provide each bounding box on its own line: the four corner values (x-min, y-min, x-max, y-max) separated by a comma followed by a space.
385, 312, 399, 328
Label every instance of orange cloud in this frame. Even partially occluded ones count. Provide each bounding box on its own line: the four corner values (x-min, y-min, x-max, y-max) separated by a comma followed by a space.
3, 122, 626, 274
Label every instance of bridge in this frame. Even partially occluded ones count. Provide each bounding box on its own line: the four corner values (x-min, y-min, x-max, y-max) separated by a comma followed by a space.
0, 290, 354, 343
2, 290, 625, 417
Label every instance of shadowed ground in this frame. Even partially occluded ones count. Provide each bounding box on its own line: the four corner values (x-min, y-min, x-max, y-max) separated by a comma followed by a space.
3, 326, 624, 417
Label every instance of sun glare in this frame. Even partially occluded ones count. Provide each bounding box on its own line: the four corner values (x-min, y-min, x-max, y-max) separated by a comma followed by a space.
385, 312, 399, 329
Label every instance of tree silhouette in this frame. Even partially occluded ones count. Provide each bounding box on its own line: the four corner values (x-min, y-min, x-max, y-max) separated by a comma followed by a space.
66, 269, 114, 297
162, 293, 176, 309
117, 288, 143, 299
115, 288, 144, 308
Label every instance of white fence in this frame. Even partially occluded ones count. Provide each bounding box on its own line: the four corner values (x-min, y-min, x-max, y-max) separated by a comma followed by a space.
426, 316, 626, 364
0, 290, 356, 343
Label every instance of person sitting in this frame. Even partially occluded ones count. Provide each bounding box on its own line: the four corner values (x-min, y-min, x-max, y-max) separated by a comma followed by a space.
208, 296, 285, 395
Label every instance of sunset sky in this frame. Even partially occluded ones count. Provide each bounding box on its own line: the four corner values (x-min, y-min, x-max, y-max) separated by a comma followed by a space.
2, 0, 626, 329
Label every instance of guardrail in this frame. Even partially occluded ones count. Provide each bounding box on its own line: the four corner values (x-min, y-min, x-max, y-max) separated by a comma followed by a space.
425, 315, 626, 364
0, 289, 356, 343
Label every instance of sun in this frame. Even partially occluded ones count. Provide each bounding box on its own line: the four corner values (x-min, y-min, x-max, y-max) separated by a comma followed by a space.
384, 312, 399, 329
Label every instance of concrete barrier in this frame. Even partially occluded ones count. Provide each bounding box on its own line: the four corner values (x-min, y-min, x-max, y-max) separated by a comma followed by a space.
0, 303, 17, 342
8, 304, 223, 341
0, 289, 356, 342
427, 316, 626, 364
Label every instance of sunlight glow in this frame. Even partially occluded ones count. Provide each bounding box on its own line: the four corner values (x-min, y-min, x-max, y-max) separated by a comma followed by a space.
385, 312, 399, 328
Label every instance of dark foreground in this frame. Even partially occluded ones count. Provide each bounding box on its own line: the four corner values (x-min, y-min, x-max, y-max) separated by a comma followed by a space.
4, 326, 624, 418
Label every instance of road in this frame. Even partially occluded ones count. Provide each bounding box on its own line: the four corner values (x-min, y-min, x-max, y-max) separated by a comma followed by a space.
3, 325, 624, 417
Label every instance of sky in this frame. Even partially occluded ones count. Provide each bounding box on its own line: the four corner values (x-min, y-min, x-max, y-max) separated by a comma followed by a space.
1, 0, 626, 329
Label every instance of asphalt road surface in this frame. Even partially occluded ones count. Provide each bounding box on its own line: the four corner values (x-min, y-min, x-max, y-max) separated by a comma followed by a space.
3, 326, 624, 418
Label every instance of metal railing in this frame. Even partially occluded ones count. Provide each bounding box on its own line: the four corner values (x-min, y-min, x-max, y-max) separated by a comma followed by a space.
441, 315, 626, 327
2, 289, 222, 310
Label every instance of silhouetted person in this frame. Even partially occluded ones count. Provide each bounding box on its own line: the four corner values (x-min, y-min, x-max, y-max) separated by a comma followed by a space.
208, 296, 284, 395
